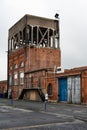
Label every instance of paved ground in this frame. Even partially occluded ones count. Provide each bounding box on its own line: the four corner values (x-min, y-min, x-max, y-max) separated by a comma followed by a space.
0, 99, 87, 130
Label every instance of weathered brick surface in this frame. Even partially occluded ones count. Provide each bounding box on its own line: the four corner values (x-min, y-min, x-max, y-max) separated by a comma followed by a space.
7, 15, 87, 103
0, 80, 7, 94
8, 14, 60, 101
8, 48, 25, 99
47, 74, 58, 101
8, 45, 87, 103
25, 47, 61, 72
81, 71, 87, 104
8, 47, 61, 100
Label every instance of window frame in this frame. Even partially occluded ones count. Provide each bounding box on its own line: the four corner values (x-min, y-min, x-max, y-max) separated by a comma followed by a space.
20, 62, 24, 68
14, 64, 18, 69
9, 74, 12, 86
47, 83, 53, 96
20, 71, 24, 85
14, 72, 18, 85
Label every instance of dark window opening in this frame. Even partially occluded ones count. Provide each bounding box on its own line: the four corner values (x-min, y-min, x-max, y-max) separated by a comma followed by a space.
31, 76, 33, 88
47, 83, 52, 96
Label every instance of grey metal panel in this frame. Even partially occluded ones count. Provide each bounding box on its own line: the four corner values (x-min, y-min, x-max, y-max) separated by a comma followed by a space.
74, 76, 81, 103
71, 77, 75, 103
67, 77, 72, 103
67, 75, 81, 104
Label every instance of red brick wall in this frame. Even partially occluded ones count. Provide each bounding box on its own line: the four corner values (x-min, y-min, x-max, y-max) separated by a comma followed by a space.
25, 47, 61, 72
8, 48, 25, 99
0, 80, 7, 94
8, 46, 61, 100
25, 70, 46, 89
8, 46, 87, 103
81, 71, 87, 104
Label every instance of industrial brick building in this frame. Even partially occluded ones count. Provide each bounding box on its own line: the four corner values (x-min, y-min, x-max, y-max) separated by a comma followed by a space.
7, 14, 61, 101
6, 14, 87, 104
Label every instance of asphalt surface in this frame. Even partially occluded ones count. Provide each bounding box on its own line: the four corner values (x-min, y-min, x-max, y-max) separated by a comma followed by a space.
0, 99, 87, 130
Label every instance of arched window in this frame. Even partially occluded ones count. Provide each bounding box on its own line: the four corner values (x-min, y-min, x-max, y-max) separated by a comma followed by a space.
47, 83, 52, 96
14, 64, 18, 69
9, 65, 12, 70
20, 62, 24, 68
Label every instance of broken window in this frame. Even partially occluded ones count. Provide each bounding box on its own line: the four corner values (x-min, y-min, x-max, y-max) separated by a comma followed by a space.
33, 26, 37, 45
19, 31, 22, 45
14, 33, 19, 49
8, 25, 59, 50
23, 25, 32, 45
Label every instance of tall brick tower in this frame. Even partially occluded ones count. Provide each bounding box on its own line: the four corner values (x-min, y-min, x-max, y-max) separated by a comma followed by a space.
8, 14, 61, 101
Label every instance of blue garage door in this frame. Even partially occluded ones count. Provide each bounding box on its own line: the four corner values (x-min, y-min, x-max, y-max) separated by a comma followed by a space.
59, 78, 67, 102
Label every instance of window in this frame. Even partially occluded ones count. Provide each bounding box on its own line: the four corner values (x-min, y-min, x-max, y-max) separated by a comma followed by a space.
14, 72, 18, 85
31, 76, 33, 87
20, 62, 24, 68
38, 77, 41, 87
20, 72, 24, 85
9, 75, 12, 86
26, 77, 29, 88
9, 65, 12, 70
47, 83, 52, 96
55, 38, 58, 48
14, 64, 18, 69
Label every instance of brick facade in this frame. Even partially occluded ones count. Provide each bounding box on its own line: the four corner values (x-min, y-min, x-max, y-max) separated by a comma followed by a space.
7, 14, 87, 104
25, 47, 61, 72
81, 70, 87, 104
8, 47, 61, 100
8, 14, 61, 101
8, 48, 25, 99
0, 80, 7, 97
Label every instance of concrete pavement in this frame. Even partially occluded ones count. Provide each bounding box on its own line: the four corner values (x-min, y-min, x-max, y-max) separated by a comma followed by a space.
0, 99, 87, 129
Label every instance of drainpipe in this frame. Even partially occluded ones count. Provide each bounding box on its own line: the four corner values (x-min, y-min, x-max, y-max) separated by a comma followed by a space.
7, 38, 9, 98
80, 70, 84, 104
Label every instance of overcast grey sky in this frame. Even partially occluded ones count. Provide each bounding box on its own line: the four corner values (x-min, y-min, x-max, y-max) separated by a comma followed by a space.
0, 0, 87, 80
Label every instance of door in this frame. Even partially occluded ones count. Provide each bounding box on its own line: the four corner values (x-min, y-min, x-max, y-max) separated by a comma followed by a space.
67, 77, 72, 103
59, 78, 67, 102
72, 76, 81, 103
67, 76, 81, 104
